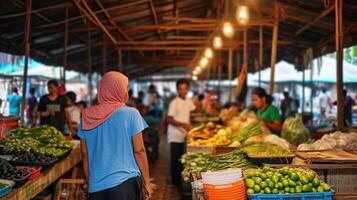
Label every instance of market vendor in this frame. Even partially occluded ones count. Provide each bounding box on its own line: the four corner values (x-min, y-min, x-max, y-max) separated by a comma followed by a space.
251, 87, 282, 135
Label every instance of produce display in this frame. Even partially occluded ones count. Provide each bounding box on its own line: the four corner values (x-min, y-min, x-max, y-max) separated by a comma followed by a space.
9, 149, 57, 164
4, 126, 73, 157
0, 159, 30, 182
187, 122, 231, 146
244, 167, 332, 194
230, 120, 263, 143
298, 131, 357, 151
239, 142, 294, 158
219, 106, 239, 123
181, 149, 253, 182
0, 183, 8, 189
281, 114, 310, 145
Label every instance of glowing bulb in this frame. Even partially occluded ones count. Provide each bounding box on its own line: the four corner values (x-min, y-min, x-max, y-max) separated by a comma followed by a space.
193, 70, 199, 75
204, 48, 214, 58
236, 6, 249, 24
199, 57, 209, 68
192, 76, 198, 81
222, 22, 234, 38
213, 36, 223, 49
196, 66, 202, 73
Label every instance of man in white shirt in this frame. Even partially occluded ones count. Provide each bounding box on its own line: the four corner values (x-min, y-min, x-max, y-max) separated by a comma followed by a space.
318, 89, 330, 122
167, 79, 195, 193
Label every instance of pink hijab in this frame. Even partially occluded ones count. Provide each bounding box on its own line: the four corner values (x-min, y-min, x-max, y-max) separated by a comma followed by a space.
82, 71, 128, 130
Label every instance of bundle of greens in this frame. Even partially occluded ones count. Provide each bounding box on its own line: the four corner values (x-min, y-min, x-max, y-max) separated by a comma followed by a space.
181, 149, 253, 182
239, 141, 294, 157
281, 115, 310, 145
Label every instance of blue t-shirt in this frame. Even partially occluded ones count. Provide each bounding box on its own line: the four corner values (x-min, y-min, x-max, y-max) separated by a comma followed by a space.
7, 94, 22, 116
78, 107, 148, 193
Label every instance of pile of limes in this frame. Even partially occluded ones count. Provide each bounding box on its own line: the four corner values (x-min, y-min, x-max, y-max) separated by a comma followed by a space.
244, 167, 331, 195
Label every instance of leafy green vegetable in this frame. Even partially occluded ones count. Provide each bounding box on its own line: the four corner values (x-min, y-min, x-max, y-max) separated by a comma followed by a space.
281, 114, 310, 145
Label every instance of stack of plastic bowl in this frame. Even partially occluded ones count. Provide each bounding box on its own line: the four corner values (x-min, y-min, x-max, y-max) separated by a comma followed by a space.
202, 168, 246, 200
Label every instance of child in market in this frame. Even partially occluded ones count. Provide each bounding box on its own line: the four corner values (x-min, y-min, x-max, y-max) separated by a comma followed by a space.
65, 91, 80, 138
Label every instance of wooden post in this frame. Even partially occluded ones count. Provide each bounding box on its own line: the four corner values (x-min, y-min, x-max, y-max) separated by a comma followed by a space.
63, 7, 69, 86
102, 35, 107, 74
228, 49, 233, 103
310, 62, 314, 126
302, 67, 305, 116
335, 0, 344, 130
20, 0, 32, 125
87, 28, 93, 104
259, 26, 263, 87
118, 49, 123, 72
269, 5, 279, 95
218, 63, 222, 104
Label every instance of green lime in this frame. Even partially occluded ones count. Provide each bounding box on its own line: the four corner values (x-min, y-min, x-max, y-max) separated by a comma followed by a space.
263, 166, 272, 172
306, 172, 315, 182
254, 177, 262, 185
254, 185, 261, 193
317, 186, 324, 192
289, 180, 297, 188
266, 171, 274, 177
274, 172, 283, 178
308, 183, 313, 187
302, 184, 312, 192
272, 175, 279, 183
300, 176, 309, 185
268, 181, 275, 189
260, 173, 268, 180
322, 183, 331, 191
277, 182, 284, 189
279, 190, 284, 194
312, 188, 317, 192
282, 179, 289, 187
280, 167, 289, 176
284, 187, 290, 193
246, 179, 255, 188
272, 188, 279, 194
259, 190, 265, 194
296, 181, 302, 186
260, 181, 268, 189
312, 178, 320, 187
295, 185, 302, 193
246, 172, 255, 178
247, 188, 255, 194
264, 187, 272, 194
290, 172, 300, 182
290, 188, 296, 193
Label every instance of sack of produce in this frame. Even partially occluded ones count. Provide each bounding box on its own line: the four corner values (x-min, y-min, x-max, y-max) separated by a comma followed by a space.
281, 114, 309, 145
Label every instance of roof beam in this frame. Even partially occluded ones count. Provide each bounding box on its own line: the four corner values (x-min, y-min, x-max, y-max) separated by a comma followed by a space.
148, 0, 164, 40
293, 4, 335, 36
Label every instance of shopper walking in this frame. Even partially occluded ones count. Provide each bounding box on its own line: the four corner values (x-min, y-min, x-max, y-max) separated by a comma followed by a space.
280, 91, 298, 120
3, 87, 22, 116
318, 89, 330, 122
251, 87, 282, 135
26, 87, 38, 127
344, 89, 356, 127
78, 71, 153, 200
37, 79, 73, 133
167, 79, 195, 195
65, 91, 81, 137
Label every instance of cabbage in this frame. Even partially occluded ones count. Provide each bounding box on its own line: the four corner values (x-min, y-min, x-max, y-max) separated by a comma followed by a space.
281, 114, 310, 145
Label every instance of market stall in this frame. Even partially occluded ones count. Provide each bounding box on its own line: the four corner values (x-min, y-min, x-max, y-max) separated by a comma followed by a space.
183, 106, 357, 200
0, 126, 81, 199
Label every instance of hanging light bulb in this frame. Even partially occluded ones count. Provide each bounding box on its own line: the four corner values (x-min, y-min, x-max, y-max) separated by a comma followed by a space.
204, 48, 214, 58
193, 69, 199, 75
236, 5, 249, 24
196, 66, 202, 73
199, 57, 209, 68
222, 21, 234, 38
192, 76, 198, 81
213, 36, 223, 49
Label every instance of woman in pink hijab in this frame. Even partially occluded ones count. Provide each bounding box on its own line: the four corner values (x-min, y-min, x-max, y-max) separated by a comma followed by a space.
78, 71, 153, 200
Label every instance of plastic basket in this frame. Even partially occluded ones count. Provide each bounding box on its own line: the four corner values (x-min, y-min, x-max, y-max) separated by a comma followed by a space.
0, 179, 15, 198
248, 191, 334, 200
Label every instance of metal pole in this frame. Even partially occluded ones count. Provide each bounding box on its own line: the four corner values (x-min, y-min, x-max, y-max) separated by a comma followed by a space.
20, 0, 32, 125
335, 0, 344, 130
302, 67, 305, 116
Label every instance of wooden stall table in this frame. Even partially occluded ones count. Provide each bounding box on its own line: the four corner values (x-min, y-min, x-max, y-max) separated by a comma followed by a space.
1, 145, 82, 200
